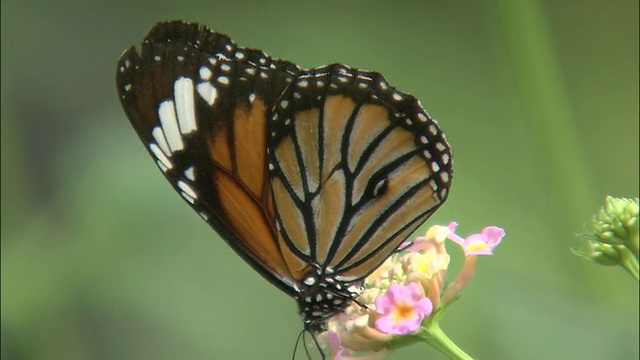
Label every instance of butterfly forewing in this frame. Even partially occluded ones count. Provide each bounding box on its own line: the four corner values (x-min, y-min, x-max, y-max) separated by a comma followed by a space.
116, 22, 302, 295
267, 64, 452, 283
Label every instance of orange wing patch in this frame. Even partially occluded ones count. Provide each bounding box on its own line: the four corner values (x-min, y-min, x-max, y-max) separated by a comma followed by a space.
206, 95, 295, 285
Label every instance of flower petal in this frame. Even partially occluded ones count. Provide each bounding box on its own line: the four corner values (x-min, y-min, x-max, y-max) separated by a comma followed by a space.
482, 226, 505, 246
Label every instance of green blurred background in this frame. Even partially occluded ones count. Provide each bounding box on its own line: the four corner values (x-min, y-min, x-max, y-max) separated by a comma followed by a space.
2, 0, 638, 359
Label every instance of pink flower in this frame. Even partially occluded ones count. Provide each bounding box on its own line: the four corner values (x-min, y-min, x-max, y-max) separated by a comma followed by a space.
328, 331, 344, 360
374, 283, 433, 335
447, 222, 505, 256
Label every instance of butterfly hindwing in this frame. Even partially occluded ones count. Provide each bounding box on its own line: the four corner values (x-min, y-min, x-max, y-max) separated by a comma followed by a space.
116, 21, 302, 295
267, 64, 453, 282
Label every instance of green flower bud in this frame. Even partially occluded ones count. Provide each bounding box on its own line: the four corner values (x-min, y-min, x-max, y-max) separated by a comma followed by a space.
593, 197, 639, 245
576, 197, 639, 281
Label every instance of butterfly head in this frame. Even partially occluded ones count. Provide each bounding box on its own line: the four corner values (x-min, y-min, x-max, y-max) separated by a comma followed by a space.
296, 267, 364, 333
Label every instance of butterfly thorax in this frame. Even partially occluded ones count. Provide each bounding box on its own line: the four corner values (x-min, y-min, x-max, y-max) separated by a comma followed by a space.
295, 267, 364, 333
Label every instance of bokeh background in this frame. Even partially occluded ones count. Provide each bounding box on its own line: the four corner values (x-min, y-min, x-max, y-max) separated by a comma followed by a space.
2, 0, 638, 359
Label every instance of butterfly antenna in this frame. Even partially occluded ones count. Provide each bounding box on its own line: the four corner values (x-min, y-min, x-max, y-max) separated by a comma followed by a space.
310, 330, 326, 360
292, 329, 305, 360
301, 329, 313, 360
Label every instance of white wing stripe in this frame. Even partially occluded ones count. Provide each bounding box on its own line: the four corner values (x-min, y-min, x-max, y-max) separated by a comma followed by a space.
152, 126, 171, 156
158, 100, 184, 152
174, 77, 197, 134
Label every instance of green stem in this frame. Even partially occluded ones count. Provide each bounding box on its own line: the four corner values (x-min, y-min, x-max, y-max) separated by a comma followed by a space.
417, 323, 473, 360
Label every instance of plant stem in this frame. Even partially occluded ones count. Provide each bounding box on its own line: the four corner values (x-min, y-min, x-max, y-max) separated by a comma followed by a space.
418, 323, 473, 360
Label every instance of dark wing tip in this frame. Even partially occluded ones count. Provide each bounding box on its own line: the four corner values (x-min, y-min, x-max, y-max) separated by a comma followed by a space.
142, 20, 235, 56
144, 20, 208, 43
116, 46, 141, 99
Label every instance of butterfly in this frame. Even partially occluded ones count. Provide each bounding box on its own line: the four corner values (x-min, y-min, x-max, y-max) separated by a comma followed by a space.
116, 20, 452, 342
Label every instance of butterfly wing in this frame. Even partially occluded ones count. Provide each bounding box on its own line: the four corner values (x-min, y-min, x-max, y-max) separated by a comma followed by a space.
116, 21, 301, 295
267, 64, 453, 282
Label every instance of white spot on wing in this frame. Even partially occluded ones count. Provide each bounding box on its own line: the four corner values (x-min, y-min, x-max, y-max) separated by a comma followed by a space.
150, 143, 172, 170
184, 166, 195, 181
177, 180, 197, 203
174, 77, 197, 135
181, 191, 195, 204
152, 126, 171, 156
157, 160, 169, 173
197, 82, 218, 105
158, 100, 184, 152
199, 66, 212, 80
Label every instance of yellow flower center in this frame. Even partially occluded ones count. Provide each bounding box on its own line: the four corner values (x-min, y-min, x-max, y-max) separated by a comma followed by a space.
414, 253, 432, 273
467, 242, 489, 252
392, 302, 416, 323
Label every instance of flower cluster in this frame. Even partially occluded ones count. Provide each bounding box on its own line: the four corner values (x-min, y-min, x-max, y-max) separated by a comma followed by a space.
574, 196, 639, 280
319, 222, 505, 360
